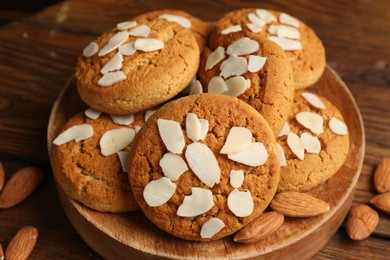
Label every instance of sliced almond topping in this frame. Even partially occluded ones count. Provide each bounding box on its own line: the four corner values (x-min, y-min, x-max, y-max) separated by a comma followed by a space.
97, 71, 126, 87
301, 92, 326, 109
117, 151, 130, 172
247, 23, 263, 33
189, 80, 203, 95
220, 55, 248, 79
268, 36, 302, 51
116, 21, 137, 31
255, 9, 277, 23
247, 13, 266, 27
287, 132, 304, 160
225, 76, 247, 97
300, 132, 321, 154
118, 41, 136, 56
228, 142, 268, 167
100, 128, 135, 156
208, 76, 227, 94
230, 170, 244, 188
185, 142, 221, 187
276, 143, 287, 167
159, 152, 188, 181
277, 122, 290, 137
279, 13, 300, 28
200, 218, 225, 239
85, 108, 101, 120
248, 55, 267, 73
135, 125, 142, 133
268, 25, 300, 39
221, 25, 242, 35
134, 38, 164, 52
100, 52, 123, 74
157, 119, 185, 154
143, 177, 176, 207
199, 119, 209, 140
53, 124, 93, 145
83, 42, 99, 57
205, 46, 225, 70
245, 79, 251, 89
226, 37, 260, 56
177, 187, 214, 217
228, 189, 254, 217
98, 31, 128, 56
329, 117, 348, 135
128, 24, 151, 37
186, 113, 202, 142
296, 112, 324, 135
110, 114, 134, 125
144, 109, 156, 122
220, 127, 252, 154
158, 14, 192, 28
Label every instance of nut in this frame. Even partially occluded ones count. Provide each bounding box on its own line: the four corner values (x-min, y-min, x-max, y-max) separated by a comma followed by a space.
374, 158, 390, 193
346, 204, 379, 241
370, 192, 390, 215
5, 226, 38, 260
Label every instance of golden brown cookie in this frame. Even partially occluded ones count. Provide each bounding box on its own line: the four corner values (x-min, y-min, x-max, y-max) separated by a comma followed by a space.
76, 18, 200, 115
128, 94, 280, 241
276, 90, 350, 192
197, 31, 294, 134
210, 8, 326, 89
51, 110, 149, 212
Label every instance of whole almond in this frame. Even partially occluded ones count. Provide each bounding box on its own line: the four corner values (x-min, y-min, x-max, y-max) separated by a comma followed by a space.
374, 158, 390, 193
346, 204, 379, 241
0, 243, 4, 260
270, 191, 330, 217
0, 161, 4, 191
0, 166, 43, 209
370, 192, 390, 215
234, 211, 284, 244
5, 226, 38, 260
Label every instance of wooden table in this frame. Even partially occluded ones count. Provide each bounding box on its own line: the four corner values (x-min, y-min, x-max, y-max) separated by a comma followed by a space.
0, 0, 389, 259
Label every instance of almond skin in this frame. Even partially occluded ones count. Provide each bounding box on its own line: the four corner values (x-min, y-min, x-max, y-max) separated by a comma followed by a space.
270, 191, 330, 217
5, 226, 38, 260
0, 166, 43, 209
370, 192, 390, 215
234, 211, 284, 244
374, 158, 390, 193
346, 204, 379, 241
0, 161, 4, 191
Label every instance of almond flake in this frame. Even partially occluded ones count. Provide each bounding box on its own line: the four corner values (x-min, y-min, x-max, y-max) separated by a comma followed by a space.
300, 132, 321, 154
287, 132, 304, 160
268, 25, 300, 39
100, 52, 123, 74
144, 109, 156, 122
189, 80, 203, 95
228, 142, 268, 167
110, 114, 134, 125
208, 76, 227, 94
85, 108, 101, 120
246, 23, 263, 33
226, 37, 260, 56
248, 55, 267, 73
268, 36, 302, 51
247, 13, 266, 27
97, 71, 126, 87
301, 92, 326, 109
157, 119, 185, 154
329, 117, 348, 135
220, 55, 248, 78
277, 122, 290, 137
177, 187, 214, 217
199, 119, 209, 140
225, 76, 247, 97
276, 143, 287, 167
255, 9, 277, 23
245, 79, 251, 89
116, 21, 137, 31
296, 112, 324, 135
220, 127, 252, 154
205, 46, 225, 70
100, 128, 135, 156
159, 152, 188, 181
53, 124, 93, 145
98, 31, 129, 56
185, 142, 221, 188
128, 24, 151, 37
279, 13, 300, 28
200, 218, 225, 239
159, 14, 192, 28
230, 170, 244, 188
221, 25, 242, 35
117, 151, 129, 172
134, 38, 164, 52
228, 189, 254, 217
135, 125, 142, 133
186, 113, 202, 142
118, 41, 136, 56
83, 42, 99, 57
143, 177, 176, 207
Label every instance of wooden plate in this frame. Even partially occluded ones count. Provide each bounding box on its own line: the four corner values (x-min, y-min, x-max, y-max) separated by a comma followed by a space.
47, 65, 365, 259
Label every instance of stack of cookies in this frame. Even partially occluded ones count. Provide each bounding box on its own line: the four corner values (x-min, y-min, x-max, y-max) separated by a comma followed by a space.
51, 8, 350, 242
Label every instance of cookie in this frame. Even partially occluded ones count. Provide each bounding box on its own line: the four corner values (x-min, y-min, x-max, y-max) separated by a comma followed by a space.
76, 18, 200, 115
276, 90, 350, 192
133, 9, 211, 50
128, 94, 280, 241
210, 8, 326, 89
197, 31, 294, 134
51, 109, 150, 212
